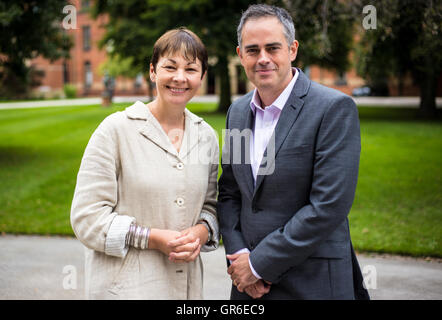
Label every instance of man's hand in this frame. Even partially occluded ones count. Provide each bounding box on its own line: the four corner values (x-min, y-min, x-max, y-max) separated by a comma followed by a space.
226, 252, 258, 292
244, 280, 271, 299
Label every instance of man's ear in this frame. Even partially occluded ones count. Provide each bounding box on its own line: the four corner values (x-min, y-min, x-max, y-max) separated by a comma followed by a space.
289, 40, 299, 62
236, 46, 242, 59
201, 70, 207, 80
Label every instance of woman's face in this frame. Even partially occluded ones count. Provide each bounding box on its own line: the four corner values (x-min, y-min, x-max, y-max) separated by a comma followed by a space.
150, 54, 205, 107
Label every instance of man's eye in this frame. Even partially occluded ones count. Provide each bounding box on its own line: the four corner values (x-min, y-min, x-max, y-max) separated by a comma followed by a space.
164, 66, 176, 70
186, 68, 197, 72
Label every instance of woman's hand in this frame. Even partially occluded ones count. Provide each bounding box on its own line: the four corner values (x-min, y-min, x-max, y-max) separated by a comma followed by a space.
148, 228, 183, 256
167, 224, 208, 263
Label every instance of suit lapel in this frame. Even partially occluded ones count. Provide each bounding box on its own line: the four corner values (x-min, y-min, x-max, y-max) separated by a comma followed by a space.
236, 105, 255, 200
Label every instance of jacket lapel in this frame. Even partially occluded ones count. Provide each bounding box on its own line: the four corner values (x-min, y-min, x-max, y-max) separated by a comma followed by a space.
126, 101, 179, 157
253, 69, 311, 197
178, 109, 203, 160
238, 106, 255, 199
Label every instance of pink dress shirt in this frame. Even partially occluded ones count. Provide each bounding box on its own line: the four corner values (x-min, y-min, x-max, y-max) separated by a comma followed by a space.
233, 68, 299, 279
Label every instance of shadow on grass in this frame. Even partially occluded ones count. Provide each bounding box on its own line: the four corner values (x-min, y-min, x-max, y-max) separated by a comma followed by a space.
357, 106, 442, 122
0, 146, 42, 166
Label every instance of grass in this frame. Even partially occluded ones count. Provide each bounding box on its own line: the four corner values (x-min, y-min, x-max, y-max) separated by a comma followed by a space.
0, 102, 440, 257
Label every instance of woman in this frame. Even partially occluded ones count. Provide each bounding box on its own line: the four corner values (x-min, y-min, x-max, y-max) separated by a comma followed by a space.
71, 28, 219, 299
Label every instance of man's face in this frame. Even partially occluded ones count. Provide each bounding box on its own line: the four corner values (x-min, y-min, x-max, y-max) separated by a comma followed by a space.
237, 17, 298, 96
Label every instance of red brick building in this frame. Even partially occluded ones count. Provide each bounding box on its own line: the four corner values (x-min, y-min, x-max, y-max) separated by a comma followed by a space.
30, 1, 439, 99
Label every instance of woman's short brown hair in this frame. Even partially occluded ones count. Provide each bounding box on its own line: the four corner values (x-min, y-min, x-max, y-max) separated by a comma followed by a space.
151, 27, 208, 79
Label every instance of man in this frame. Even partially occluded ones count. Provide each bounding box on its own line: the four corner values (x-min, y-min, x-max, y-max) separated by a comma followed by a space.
217, 4, 369, 300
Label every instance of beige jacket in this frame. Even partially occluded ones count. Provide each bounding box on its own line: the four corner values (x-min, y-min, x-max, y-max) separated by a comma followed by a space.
71, 101, 219, 299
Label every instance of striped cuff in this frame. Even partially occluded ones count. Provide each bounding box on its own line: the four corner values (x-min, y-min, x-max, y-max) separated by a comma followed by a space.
199, 211, 219, 252
105, 215, 136, 258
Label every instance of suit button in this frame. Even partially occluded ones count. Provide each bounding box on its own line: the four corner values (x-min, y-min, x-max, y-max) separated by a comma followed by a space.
176, 162, 184, 170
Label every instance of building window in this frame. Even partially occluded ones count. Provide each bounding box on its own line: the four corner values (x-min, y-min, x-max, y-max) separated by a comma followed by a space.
335, 71, 347, 86
134, 73, 143, 90
84, 61, 93, 89
63, 61, 69, 84
82, 26, 91, 51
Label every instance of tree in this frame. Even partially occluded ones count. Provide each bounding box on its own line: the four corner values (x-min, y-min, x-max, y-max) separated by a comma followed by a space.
93, 0, 252, 111
355, 0, 442, 118
0, 0, 72, 98
286, 0, 357, 73
93, 0, 357, 112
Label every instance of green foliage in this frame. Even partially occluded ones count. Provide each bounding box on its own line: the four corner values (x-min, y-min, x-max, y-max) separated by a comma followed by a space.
355, 0, 442, 116
98, 54, 138, 78
63, 84, 77, 99
287, 0, 357, 72
92, 0, 357, 111
0, 0, 73, 98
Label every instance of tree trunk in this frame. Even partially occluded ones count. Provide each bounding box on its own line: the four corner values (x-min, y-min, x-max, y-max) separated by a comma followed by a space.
418, 70, 438, 119
0, 58, 29, 99
216, 54, 232, 113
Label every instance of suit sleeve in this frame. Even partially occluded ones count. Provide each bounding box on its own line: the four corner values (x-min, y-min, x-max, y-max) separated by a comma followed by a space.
217, 107, 248, 254
249, 96, 361, 283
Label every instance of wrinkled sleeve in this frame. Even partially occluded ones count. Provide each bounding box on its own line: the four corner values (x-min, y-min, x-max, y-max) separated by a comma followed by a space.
70, 118, 135, 258
199, 127, 220, 252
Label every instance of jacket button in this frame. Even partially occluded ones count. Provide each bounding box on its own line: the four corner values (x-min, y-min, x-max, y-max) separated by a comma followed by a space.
176, 162, 184, 170
176, 197, 185, 206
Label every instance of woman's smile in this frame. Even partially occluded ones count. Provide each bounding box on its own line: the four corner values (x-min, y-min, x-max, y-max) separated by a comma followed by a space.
166, 85, 190, 93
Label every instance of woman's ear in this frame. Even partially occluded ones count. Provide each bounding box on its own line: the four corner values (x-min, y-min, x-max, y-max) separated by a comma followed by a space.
201, 70, 207, 80
149, 63, 156, 82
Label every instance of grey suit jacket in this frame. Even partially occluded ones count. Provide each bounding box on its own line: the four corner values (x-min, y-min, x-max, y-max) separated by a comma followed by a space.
217, 69, 369, 300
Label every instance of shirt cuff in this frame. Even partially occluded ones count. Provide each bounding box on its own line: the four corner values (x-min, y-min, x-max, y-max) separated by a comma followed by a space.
248, 256, 262, 279
104, 215, 136, 258
228, 248, 262, 279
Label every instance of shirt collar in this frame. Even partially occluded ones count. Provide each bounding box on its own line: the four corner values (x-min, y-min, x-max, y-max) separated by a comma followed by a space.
250, 67, 299, 114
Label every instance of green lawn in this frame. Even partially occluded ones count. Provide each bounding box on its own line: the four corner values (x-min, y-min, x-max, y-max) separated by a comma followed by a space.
0, 103, 440, 257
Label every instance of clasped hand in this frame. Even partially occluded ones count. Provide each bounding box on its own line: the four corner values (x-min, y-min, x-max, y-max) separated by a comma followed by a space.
149, 225, 208, 263
227, 253, 271, 299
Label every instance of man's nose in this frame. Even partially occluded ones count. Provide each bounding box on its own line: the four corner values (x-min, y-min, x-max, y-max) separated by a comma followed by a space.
257, 49, 270, 64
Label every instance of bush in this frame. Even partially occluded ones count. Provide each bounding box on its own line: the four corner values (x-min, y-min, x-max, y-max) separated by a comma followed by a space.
63, 84, 77, 99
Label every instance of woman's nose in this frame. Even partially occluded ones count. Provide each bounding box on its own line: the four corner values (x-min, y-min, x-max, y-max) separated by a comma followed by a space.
173, 69, 186, 82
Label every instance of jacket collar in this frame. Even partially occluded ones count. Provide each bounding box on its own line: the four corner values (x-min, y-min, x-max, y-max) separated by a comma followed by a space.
125, 101, 203, 160
125, 100, 203, 124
